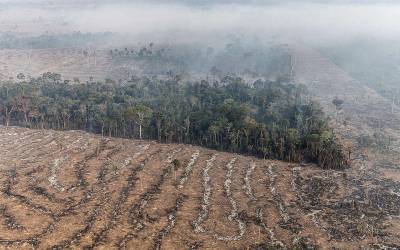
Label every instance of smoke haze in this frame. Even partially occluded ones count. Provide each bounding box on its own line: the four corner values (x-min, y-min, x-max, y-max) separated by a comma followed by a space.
1, 1, 400, 45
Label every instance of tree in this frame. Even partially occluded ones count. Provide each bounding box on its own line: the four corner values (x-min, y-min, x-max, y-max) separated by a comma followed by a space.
127, 104, 152, 140
21, 96, 31, 126
17, 73, 25, 81
332, 97, 344, 123
0, 86, 17, 127
0, 98, 15, 127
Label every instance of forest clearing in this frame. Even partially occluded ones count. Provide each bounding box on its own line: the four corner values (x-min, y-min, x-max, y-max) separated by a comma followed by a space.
0, 126, 398, 249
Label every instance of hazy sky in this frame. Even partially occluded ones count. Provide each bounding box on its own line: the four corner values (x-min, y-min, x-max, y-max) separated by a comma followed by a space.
1, 0, 400, 45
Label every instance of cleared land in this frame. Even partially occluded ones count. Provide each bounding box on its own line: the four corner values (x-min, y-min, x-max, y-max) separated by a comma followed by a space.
0, 48, 141, 82
0, 126, 398, 249
292, 46, 400, 249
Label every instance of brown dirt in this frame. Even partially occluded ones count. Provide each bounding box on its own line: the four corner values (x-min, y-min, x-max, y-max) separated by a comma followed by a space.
0, 126, 399, 249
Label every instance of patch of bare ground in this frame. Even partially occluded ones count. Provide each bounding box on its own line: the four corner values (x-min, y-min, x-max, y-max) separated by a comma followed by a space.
103, 145, 184, 248
0, 125, 399, 249
162, 152, 214, 250
245, 160, 285, 248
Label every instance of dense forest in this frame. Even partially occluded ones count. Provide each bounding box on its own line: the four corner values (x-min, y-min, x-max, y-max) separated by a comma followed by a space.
0, 73, 347, 169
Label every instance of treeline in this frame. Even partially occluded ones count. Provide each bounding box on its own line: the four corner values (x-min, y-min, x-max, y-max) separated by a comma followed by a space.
110, 41, 291, 80
0, 74, 347, 169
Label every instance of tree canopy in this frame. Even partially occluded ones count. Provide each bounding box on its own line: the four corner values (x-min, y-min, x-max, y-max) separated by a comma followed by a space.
0, 74, 348, 169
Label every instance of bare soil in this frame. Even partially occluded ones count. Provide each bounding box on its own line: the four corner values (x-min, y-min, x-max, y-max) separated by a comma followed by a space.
0, 125, 399, 249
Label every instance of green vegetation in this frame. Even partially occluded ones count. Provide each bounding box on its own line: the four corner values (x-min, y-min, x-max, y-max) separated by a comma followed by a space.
0, 73, 347, 169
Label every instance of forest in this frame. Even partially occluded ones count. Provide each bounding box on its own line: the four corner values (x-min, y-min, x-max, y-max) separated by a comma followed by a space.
0, 73, 347, 169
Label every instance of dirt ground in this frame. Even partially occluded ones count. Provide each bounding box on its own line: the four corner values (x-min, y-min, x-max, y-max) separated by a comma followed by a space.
0, 126, 398, 250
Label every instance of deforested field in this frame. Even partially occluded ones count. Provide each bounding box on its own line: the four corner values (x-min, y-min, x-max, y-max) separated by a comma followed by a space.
0, 48, 137, 82
0, 126, 399, 250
